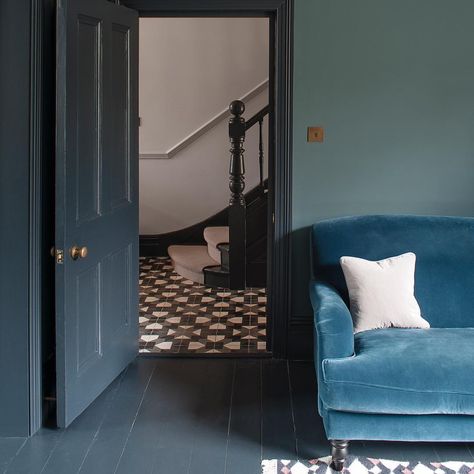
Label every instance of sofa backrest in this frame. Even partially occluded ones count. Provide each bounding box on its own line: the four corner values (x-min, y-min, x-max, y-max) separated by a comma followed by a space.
311, 215, 474, 328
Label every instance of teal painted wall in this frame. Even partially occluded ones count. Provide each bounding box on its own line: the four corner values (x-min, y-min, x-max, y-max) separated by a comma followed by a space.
0, 0, 32, 435
0, 0, 55, 436
291, 0, 474, 345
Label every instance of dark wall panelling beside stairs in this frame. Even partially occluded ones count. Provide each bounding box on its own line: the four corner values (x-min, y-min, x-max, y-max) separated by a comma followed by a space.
140, 181, 267, 257
139, 212, 227, 257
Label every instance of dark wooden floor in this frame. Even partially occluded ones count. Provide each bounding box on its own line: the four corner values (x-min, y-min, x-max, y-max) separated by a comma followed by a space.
1, 359, 473, 474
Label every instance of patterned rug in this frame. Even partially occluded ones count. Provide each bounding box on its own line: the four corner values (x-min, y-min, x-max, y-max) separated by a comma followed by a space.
139, 256, 267, 354
262, 457, 474, 473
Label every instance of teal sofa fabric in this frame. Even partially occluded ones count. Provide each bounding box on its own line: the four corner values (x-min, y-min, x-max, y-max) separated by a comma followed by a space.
322, 328, 474, 415
310, 215, 474, 442
324, 412, 474, 442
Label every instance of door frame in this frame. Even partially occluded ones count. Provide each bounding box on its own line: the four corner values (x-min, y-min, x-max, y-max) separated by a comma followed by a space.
30, 0, 58, 437
29, 0, 45, 436
28, 0, 292, 435
123, 0, 294, 359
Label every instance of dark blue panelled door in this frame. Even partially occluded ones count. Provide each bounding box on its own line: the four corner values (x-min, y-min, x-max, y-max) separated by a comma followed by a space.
56, 0, 138, 427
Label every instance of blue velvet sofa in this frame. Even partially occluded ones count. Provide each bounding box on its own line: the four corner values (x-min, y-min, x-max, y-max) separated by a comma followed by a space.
310, 215, 474, 470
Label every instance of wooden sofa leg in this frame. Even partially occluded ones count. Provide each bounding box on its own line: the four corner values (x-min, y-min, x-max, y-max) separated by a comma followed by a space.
330, 439, 349, 471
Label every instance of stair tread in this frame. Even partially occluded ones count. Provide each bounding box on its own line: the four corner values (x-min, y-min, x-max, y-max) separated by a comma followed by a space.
203, 226, 229, 247
168, 245, 218, 273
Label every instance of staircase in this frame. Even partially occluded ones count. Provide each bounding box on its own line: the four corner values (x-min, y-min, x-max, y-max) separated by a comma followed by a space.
168, 99, 269, 290
168, 227, 229, 287
168, 186, 267, 288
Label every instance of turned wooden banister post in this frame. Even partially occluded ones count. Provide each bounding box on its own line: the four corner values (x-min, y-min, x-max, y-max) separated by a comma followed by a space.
228, 100, 246, 290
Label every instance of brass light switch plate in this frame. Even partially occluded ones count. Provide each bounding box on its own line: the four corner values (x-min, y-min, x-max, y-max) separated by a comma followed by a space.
307, 126, 324, 143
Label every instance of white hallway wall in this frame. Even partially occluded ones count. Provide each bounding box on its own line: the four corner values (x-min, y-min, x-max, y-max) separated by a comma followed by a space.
139, 17, 269, 235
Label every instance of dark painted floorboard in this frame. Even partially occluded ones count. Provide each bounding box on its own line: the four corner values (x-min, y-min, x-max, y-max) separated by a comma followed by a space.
355, 441, 438, 464
0, 438, 26, 473
288, 360, 327, 459
114, 359, 185, 474
225, 360, 262, 474
185, 360, 234, 474
40, 372, 125, 474
5, 429, 62, 474
434, 443, 474, 463
1, 357, 473, 474
261, 360, 297, 461
149, 359, 214, 474
78, 358, 156, 474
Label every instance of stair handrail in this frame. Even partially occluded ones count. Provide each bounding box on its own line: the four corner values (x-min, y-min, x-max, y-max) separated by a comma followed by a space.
227, 100, 269, 289
140, 79, 269, 160
245, 105, 270, 131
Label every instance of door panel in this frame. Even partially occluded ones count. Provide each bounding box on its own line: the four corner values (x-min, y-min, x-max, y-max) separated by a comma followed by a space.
76, 15, 101, 224
108, 24, 132, 209
75, 266, 101, 373
56, 0, 138, 427
102, 245, 133, 334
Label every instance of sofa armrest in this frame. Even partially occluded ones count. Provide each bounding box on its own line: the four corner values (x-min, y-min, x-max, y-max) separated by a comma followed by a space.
309, 280, 354, 361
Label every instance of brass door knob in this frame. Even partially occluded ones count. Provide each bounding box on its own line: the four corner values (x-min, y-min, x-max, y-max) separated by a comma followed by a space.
70, 245, 88, 260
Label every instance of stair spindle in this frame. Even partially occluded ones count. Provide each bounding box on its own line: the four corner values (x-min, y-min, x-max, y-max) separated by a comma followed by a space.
228, 100, 247, 290
258, 117, 264, 194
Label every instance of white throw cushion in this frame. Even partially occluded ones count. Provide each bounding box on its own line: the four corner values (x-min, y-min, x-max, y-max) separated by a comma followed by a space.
340, 252, 430, 333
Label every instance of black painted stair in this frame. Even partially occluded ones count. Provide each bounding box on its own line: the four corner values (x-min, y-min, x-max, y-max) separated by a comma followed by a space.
202, 264, 230, 288
168, 187, 268, 289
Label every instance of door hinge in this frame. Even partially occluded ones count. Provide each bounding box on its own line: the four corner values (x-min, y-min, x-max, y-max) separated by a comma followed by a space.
272, 212, 275, 224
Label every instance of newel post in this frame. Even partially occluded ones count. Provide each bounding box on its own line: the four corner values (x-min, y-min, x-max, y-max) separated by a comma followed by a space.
228, 100, 246, 290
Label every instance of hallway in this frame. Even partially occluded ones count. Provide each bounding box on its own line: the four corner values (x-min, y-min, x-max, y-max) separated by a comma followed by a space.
139, 257, 267, 354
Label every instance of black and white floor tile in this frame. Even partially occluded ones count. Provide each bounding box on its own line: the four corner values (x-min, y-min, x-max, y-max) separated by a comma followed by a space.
139, 257, 267, 354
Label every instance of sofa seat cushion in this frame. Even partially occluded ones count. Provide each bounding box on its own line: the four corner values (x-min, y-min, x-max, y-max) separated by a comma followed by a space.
321, 328, 474, 415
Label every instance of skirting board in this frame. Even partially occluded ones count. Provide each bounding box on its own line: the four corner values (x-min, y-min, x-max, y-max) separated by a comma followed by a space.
287, 319, 313, 360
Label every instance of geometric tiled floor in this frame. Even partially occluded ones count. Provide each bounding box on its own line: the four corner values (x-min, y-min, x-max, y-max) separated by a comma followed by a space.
139, 256, 267, 354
